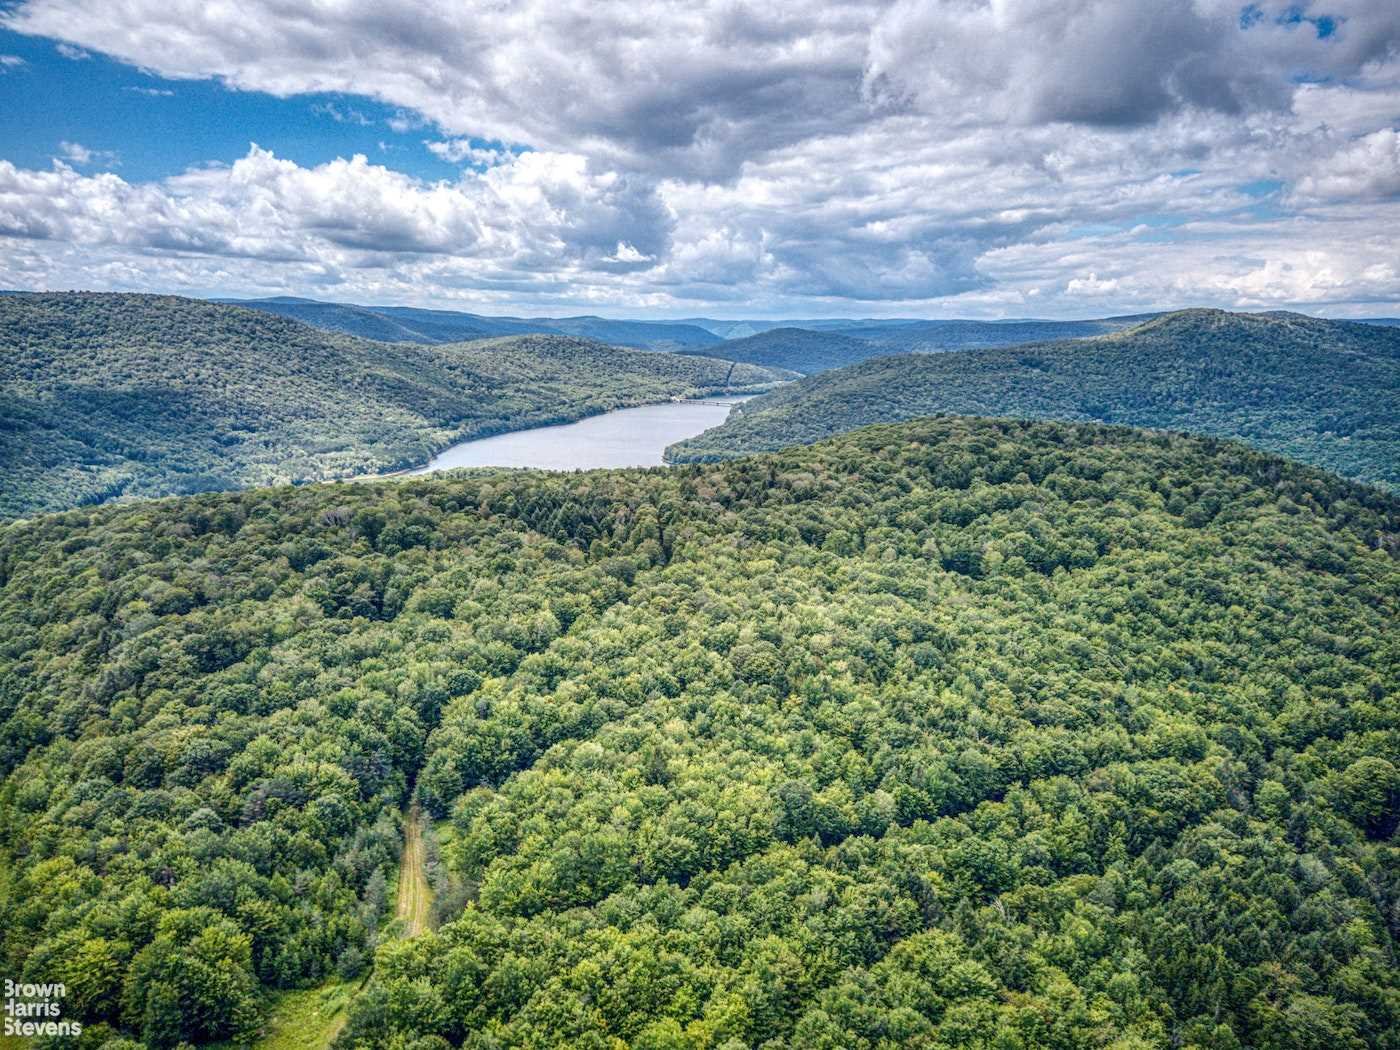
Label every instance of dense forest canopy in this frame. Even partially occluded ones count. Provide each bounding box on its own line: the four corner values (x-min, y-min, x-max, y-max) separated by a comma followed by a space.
668, 309, 1400, 488
0, 293, 790, 518
1, 417, 1396, 1048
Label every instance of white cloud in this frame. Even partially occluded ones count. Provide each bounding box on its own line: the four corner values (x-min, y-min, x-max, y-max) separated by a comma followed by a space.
311, 101, 373, 126
1066, 273, 1120, 296
867, 0, 1400, 128
0, 54, 25, 70
425, 139, 510, 167
54, 42, 88, 59
1293, 128, 1400, 202
56, 141, 118, 167
606, 241, 651, 264
1, 145, 670, 269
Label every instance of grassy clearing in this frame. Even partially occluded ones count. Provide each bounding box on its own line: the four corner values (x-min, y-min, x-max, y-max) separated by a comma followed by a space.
249, 978, 358, 1050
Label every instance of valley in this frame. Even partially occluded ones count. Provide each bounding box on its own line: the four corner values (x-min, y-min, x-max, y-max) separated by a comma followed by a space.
0, 294, 791, 517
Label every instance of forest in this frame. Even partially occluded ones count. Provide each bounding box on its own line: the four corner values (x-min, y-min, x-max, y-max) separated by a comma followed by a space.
229, 298, 727, 353
237, 304, 1135, 376
668, 309, 1400, 488
0, 293, 791, 518
674, 328, 899, 375
0, 417, 1396, 1048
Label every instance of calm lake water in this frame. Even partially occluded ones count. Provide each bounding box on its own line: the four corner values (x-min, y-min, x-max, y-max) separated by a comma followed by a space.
408, 397, 752, 473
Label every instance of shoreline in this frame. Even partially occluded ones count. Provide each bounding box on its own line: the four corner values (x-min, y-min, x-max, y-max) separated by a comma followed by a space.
355, 390, 764, 481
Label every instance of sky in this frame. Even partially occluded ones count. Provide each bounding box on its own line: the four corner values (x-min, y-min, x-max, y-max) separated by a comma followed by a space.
0, 1, 1397, 320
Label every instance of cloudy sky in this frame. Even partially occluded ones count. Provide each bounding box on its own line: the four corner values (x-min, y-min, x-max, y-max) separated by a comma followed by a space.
0, 0, 1398, 319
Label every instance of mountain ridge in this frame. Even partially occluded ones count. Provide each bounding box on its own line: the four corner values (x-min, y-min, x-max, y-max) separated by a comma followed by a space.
667, 308, 1400, 487
223, 296, 728, 352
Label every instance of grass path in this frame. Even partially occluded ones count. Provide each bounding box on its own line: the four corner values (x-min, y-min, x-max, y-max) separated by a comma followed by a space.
395, 802, 433, 938
250, 803, 432, 1049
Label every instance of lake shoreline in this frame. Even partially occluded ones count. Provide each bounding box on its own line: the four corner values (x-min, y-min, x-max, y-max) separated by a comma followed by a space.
394, 394, 758, 476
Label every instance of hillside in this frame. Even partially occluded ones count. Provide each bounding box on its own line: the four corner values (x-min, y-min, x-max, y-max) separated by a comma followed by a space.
840, 316, 1129, 350
218, 297, 495, 344
0, 417, 1396, 1047
670, 318, 1144, 375
675, 326, 897, 374
229, 297, 726, 352
670, 309, 1400, 487
0, 293, 790, 517
225, 301, 1151, 359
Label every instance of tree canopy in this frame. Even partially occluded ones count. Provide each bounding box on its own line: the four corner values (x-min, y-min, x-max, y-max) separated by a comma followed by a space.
0, 416, 1396, 1047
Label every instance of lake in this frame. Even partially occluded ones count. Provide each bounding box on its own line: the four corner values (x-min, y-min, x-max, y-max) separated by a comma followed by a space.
407, 396, 752, 473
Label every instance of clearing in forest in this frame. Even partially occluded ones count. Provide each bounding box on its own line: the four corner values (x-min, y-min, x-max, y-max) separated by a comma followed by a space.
395, 803, 433, 938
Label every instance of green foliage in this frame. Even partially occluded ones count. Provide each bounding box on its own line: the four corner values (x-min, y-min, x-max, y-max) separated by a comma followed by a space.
675, 327, 895, 374
0, 293, 790, 517
836, 316, 1130, 350
669, 309, 1400, 488
232, 298, 727, 352
0, 417, 1397, 1047
245, 977, 358, 1050
675, 319, 1140, 376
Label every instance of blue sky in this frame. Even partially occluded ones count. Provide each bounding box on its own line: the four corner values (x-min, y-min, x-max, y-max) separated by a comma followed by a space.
0, 1, 1398, 319
0, 28, 470, 182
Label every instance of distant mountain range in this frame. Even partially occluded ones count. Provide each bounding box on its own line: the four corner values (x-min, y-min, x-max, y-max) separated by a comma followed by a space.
221, 296, 728, 353
221, 296, 1400, 375
672, 319, 1145, 373
224, 297, 1144, 372
668, 308, 1400, 488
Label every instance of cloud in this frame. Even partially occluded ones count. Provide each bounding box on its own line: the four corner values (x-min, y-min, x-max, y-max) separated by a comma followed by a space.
387, 112, 426, 134
311, 101, 374, 126
55, 42, 89, 59
56, 141, 119, 167
0, 54, 25, 70
1, 145, 671, 269
425, 139, 511, 167
1066, 273, 1121, 295
0, 0, 880, 179
866, 1, 1400, 129
6, 0, 1398, 177
0, 0, 1398, 315
1293, 128, 1400, 202
124, 85, 175, 97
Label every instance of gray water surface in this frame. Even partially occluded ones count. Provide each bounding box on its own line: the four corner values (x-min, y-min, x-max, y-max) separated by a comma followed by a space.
408, 397, 751, 473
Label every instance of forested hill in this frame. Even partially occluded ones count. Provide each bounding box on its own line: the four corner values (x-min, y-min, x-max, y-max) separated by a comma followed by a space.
669, 308, 1400, 487
0, 293, 790, 517
683, 318, 1143, 374
675, 326, 898, 374
1, 417, 1397, 1048
837, 315, 1131, 350
228, 296, 727, 352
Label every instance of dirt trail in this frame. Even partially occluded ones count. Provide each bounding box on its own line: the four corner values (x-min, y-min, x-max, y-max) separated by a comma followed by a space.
395, 803, 433, 937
